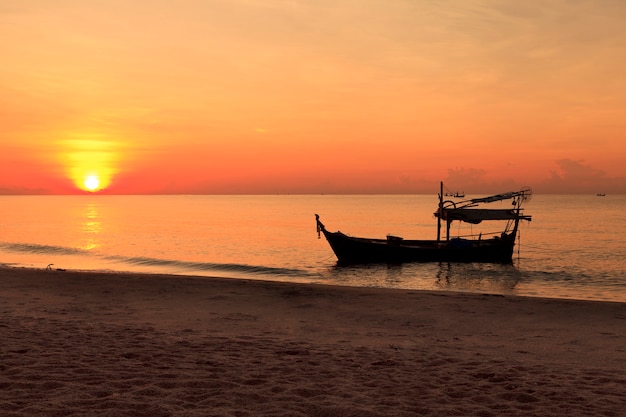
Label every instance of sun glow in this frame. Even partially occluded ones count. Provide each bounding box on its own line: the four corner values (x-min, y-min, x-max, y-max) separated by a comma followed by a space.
84, 175, 100, 191
59, 136, 119, 193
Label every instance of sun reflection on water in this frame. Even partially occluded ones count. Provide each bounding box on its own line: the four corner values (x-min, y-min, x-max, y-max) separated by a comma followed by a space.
81, 202, 102, 250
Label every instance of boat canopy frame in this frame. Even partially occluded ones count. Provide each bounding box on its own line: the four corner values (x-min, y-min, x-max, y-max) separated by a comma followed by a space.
434, 182, 532, 242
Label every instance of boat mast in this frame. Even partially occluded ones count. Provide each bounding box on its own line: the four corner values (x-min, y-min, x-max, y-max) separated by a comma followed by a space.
437, 181, 443, 242
510, 194, 523, 238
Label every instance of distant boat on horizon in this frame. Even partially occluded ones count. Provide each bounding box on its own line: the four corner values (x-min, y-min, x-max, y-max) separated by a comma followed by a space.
597, 193, 606, 196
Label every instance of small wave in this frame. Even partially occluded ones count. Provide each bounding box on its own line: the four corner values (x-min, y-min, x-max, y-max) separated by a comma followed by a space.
104, 255, 313, 277
0, 242, 88, 256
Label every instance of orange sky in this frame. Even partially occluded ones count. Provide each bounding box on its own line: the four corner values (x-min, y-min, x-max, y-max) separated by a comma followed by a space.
1, 0, 625, 194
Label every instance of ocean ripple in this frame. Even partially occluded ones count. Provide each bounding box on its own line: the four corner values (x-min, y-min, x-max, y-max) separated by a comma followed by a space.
104, 255, 313, 278
0, 242, 88, 256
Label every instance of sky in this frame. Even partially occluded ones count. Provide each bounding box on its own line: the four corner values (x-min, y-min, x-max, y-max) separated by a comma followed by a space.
1, 0, 626, 194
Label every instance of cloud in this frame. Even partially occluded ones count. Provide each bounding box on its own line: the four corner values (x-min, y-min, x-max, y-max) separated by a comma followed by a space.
441, 167, 526, 195
445, 167, 486, 186
539, 159, 626, 193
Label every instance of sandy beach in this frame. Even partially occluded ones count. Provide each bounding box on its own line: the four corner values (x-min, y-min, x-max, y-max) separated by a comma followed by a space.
1, 267, 624, 416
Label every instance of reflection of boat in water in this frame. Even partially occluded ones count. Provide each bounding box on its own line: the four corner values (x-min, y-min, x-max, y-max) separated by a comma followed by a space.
316, 182, 532, 265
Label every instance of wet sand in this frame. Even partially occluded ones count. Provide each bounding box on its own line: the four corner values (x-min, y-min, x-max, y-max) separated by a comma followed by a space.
1, 266, 625, 416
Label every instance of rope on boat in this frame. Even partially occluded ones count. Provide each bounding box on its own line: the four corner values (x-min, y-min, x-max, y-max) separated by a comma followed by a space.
449, 230, 503, 239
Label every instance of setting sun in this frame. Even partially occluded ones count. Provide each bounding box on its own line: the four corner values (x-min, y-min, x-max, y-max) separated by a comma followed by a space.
84, 175, 100, 192
56, 136, 119, 193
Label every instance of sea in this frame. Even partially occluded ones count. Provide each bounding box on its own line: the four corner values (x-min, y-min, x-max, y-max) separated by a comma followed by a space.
1, 194, 625, 303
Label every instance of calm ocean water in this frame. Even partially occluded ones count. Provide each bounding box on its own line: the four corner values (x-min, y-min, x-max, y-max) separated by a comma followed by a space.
1, 194, 624, 302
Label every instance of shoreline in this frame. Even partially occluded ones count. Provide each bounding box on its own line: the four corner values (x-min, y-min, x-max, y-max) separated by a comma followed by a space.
1, 266, 625, 416
4, 262, 626, 304
4, 263, 626, 303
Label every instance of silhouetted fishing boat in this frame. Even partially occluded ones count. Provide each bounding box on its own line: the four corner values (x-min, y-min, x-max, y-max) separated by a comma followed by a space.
315, 182, 532, 264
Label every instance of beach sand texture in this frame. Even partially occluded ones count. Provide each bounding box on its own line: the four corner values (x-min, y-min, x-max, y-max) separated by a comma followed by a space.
1, 267, 625, 416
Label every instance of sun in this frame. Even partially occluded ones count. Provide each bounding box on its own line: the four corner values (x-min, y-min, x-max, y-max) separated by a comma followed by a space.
83, 175, 100, 192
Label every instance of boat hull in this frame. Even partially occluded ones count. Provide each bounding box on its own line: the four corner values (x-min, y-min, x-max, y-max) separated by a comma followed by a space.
319, 228, 517, 265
